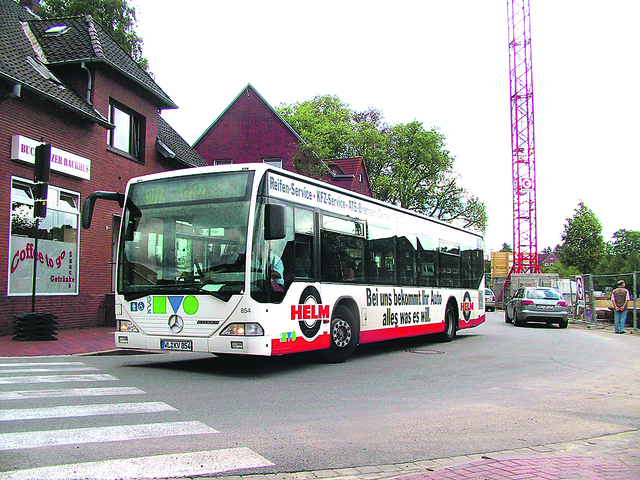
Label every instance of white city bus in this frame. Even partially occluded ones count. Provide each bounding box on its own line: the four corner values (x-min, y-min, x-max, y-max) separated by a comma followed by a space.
83, 164, 485, 362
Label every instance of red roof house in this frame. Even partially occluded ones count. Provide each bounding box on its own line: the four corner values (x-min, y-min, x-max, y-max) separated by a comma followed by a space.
324, 158, 372, 197
193, 84, 303, 170
193, 84, 373, 197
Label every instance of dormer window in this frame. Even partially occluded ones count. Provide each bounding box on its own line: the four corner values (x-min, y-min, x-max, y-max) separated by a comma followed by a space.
108, 101, 143, 161
263, 158, 282, 168
44, 25, 69, 36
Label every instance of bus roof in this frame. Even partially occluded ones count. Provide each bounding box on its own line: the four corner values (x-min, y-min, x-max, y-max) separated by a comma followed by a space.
126, 163, 483, 241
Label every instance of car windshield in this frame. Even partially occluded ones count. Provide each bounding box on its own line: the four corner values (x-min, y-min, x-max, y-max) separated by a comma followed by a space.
117, 171, 253, 301
527, 289, 562, 300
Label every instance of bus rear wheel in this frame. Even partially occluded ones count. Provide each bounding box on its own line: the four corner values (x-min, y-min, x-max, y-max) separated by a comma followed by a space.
321, 305, 358, 363
439, 303, 457, 343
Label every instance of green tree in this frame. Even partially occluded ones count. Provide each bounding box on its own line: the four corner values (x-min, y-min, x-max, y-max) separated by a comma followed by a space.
609, 229, 640, 257
596, 229, 640, 275
39, 0, 148, 70
277, 95, 487, 232
499, 243, 512, 252
559, 202, 605, 273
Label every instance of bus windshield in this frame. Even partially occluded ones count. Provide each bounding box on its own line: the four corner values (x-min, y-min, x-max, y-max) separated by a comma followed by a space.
118, 171, 253, 301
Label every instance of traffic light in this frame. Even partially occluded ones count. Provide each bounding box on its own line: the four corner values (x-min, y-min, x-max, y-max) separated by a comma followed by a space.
33, 199, 47, 218
33, 182, 48, 218
34, 143, 51, 183
33, 144, 51, 218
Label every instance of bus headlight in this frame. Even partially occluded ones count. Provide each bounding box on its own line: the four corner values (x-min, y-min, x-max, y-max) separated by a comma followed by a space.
118, 320, 139, 333
220, 323, 264, 336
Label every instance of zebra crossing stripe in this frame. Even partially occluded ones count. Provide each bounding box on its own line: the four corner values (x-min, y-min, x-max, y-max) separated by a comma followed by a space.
0, 362, 86, 368
0, 373, 116, 385
0, 401, 177, 421
0, 386, 145, 401
0, 421, 218, 451
0, 366, 99, 374
0, 447, 274, 480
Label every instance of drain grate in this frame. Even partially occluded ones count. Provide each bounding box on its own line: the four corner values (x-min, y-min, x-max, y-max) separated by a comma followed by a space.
406, 349, 445, 355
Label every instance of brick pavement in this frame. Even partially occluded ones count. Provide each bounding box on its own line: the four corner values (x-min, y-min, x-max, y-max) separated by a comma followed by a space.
0, 326, 116, 356
211, 429, 640, 480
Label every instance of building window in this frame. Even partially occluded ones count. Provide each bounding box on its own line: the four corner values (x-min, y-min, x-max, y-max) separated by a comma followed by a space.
108, 101, 143, 160
214, 159, 233, 165
8, 178, 80, 296
263, 158, 282, 168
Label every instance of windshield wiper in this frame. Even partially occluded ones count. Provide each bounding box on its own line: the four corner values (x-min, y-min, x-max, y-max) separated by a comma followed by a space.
123, 283, 236, 302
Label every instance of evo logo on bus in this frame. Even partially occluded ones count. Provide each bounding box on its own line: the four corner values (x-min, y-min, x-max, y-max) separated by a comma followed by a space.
461, 292, 473, 323
129, 295, 200, 316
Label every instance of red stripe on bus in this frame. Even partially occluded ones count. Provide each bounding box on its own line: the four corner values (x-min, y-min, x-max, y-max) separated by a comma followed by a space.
459, 315, 485, 329
271, 332, 330, 355
359, 323, 443, 344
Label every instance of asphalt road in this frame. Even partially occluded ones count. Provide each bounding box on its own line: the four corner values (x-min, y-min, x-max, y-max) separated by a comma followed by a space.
1, 312, 639, 478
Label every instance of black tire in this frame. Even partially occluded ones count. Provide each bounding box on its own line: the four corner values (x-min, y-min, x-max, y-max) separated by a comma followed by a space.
321, 305, 358, 363
513, 311, 522, 327
298, 287, 322, 338
505, 309, 512, 323
439, 303, 457, 342
558, 319, 568, 329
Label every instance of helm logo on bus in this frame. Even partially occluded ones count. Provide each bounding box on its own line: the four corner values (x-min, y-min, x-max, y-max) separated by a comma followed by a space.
461, 291, 474, 322
291, 303, 329, 339
291, 304, 329, 321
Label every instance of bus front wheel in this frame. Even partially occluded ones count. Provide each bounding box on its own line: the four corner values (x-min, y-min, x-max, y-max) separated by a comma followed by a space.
321, 305, 358, 363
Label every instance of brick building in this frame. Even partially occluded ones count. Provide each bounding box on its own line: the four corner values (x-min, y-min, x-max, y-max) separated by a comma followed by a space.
0, 0, 204, 336
194, 83, 372, 197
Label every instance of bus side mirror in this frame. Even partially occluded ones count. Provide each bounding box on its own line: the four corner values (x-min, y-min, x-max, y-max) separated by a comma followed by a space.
82, 191, 124, 229
265, 204, 286, 240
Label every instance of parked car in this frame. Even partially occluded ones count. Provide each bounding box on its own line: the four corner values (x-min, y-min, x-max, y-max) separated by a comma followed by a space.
504, 286, 569, 328
485, 288, 496, 312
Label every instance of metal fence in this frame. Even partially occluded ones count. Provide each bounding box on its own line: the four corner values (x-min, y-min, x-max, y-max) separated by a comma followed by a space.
571, 272, 639, 332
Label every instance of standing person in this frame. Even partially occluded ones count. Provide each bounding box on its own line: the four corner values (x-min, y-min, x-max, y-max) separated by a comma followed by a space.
612, 280, 630, 334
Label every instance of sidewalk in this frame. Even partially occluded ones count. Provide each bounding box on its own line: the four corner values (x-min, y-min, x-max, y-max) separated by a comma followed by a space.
1, 322, 639, 479
214, 429, 640, 480
0, 325, 116, 357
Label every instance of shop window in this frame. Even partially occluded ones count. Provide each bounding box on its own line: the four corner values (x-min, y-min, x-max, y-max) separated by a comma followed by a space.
108, 101, 143, 160
8, 178, 80, 296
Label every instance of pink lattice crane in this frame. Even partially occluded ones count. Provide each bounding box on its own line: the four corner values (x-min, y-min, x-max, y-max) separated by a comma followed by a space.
507, 0, 541, 274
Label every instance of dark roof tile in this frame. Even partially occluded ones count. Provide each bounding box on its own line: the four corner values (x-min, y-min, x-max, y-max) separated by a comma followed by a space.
157, 116, 207, 167
28, 15, 177, 109
0, 0, 110, 125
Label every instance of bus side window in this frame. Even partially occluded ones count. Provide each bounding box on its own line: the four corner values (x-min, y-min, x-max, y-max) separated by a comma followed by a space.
397, 236, 417, 286
439, 241, 460, 288
417, 235, 437, 287
321, 231, 342, 282
294, 236, 312, 278
294, 208, 314, 281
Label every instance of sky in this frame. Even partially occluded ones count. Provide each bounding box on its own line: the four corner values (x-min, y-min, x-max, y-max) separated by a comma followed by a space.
132, 0, 640, 254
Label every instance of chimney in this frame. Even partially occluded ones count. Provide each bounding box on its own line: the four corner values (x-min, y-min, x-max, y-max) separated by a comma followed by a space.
20, 0, 41, 14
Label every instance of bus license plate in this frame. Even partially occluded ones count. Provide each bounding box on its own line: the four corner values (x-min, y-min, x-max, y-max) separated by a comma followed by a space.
161, 340, 193, 351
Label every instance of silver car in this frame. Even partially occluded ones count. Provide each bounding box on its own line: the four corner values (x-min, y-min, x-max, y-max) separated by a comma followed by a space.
485, 288, 496, 312
504, 287, 569, 328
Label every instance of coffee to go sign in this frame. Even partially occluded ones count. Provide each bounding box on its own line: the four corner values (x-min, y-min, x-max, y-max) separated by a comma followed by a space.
11, 135, 91, 180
